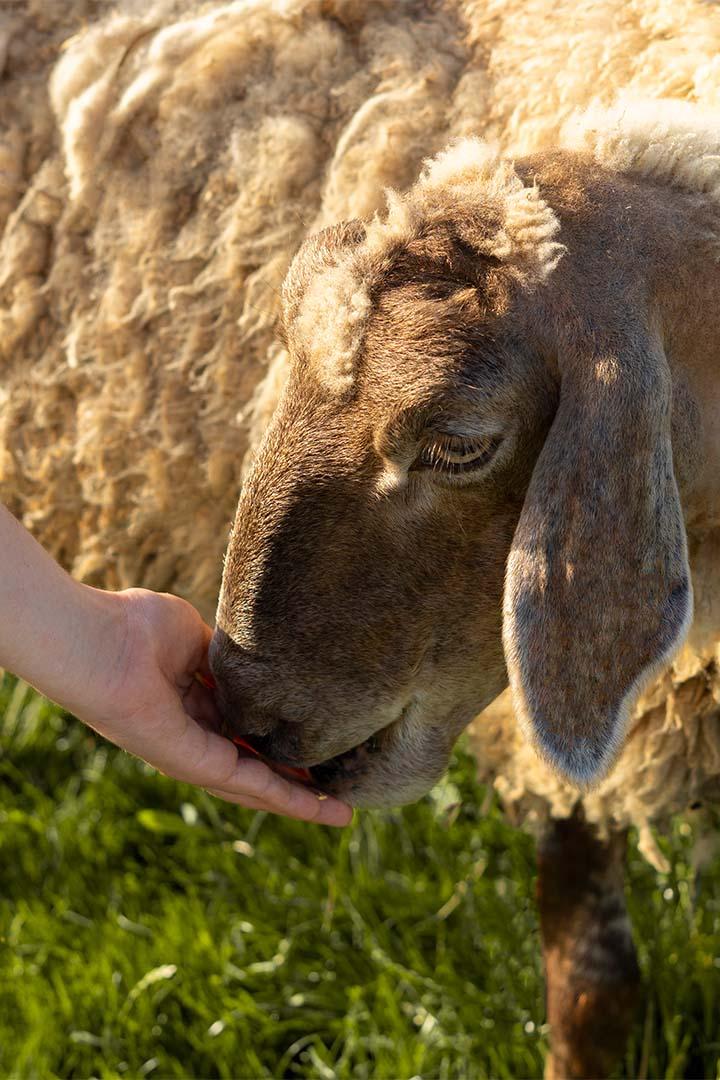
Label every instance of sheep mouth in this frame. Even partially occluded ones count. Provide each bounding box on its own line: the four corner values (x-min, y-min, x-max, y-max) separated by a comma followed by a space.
233, 715, 403, 794
199, 671, 378, 788
200, 670, 407, 792
307, 730, 384, 787
234, 726, 390, 791
305, 704, 420, 792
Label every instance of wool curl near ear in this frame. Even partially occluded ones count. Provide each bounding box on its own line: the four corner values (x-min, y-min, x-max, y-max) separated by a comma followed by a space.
419, 139, 567, 282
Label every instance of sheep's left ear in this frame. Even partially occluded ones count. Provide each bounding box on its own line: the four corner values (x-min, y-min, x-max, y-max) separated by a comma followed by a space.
502, 328, 692, 786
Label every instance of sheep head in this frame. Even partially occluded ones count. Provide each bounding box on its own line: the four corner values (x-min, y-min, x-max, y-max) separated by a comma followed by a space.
210, 141, 693, 806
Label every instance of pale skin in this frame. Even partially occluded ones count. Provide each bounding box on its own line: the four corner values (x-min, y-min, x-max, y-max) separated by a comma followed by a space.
0, 506, 352, 826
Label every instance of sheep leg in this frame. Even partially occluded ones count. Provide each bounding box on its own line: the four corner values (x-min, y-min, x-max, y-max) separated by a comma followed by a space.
537, 817, 640, 1079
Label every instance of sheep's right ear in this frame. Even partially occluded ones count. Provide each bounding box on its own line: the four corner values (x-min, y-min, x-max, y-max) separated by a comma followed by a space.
502, 329, 692, 787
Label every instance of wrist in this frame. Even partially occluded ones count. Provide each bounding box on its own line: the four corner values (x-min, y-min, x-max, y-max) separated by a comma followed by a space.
5, 573, 131, 724
0, 506, 133, 724
55, 583, 132, 722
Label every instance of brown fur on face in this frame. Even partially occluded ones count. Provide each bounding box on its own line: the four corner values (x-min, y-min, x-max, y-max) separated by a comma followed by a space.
211, 131, 719, 807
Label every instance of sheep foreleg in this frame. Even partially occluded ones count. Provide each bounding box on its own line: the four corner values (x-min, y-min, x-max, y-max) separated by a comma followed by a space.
537, 817, 640, 1080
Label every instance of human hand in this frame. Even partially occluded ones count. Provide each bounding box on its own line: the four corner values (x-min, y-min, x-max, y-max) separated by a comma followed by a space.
71, 588, 353, 827
0, 506, 351, 824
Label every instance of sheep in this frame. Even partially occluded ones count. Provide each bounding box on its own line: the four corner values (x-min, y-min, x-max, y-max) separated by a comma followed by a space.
3, 3, 720, 1077
210, 102, 720, 1074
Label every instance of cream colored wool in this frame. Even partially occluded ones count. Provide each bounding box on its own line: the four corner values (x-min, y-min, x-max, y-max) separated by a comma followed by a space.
2, 0, 720, 840
469, 640, 720, 870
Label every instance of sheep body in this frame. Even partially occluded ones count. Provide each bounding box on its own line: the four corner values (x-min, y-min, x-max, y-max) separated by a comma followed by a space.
2, 0, 720, 851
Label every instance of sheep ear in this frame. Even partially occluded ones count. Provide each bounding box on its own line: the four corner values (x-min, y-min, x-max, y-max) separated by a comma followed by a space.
502, 333, 692, 786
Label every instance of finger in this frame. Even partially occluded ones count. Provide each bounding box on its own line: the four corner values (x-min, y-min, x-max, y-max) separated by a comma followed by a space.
101, 683, 354, 824
211, 755, 352, 822
206, 782, 353, 826
113, 707, 352, 825
195, 639, 215, 680
190, 620, 214, 679
107, 705, 250, 789
204, 790, 275, 812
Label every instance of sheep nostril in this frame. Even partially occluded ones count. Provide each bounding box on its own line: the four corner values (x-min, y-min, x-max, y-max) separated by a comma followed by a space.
208, 627, 303, 751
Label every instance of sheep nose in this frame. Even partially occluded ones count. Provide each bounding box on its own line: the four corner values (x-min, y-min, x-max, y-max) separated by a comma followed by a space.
208, 627, 292, 743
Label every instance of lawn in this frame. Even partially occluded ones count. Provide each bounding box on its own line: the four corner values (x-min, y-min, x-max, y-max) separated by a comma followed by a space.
1, 672, 719, 1079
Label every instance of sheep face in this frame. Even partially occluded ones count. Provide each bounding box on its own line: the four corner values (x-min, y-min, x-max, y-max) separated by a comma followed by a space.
210, 221, 558, 807
212, 148, 693, 805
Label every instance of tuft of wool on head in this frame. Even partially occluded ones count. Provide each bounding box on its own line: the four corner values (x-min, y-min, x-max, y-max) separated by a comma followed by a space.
294, 264, 373, 394
295, 137, 566, 392
419, 137, 567, 282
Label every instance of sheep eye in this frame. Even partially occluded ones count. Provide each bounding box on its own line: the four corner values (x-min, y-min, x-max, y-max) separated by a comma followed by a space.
416, 433, 501, 474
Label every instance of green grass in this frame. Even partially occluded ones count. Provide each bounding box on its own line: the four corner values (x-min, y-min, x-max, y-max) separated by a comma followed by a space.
1, 673, 719, 1080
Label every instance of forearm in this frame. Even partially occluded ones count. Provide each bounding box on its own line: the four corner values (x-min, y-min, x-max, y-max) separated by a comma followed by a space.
0, 505, 126, 716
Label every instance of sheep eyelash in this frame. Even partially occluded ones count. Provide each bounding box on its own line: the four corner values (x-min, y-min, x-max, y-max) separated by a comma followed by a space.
416, 433, 502, 474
